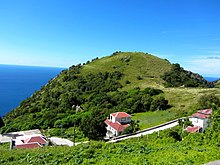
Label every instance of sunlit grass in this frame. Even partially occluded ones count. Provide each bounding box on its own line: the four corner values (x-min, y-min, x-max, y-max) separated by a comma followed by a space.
132, 110, 176, 130
82, 52, 171, 89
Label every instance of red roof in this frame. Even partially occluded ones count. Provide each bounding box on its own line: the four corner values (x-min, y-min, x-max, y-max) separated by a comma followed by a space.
197, 109, 212, 115
111, 112, 131, 118
24, 136, 48, 145
191, 113, 210, 119
186, 126, 201, 133
191, 109, 212, 119
16, 142, 42, 149
105, 119, 130, 132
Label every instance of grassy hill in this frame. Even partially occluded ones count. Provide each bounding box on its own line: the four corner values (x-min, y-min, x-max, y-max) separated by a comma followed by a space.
1, 52, 220, 141
82, 52, 172, 89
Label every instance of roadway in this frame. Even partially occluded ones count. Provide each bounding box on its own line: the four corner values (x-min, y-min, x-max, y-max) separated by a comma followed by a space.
108, 119, 180, 143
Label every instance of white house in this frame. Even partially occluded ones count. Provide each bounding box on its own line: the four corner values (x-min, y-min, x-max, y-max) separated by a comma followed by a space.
8, 129, 48, 149
186, 109, 212, 133
15, 134, 48, 149
104, 112, 132, 138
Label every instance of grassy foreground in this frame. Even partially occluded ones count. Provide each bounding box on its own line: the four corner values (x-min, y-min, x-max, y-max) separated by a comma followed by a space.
1, 128, 220, 165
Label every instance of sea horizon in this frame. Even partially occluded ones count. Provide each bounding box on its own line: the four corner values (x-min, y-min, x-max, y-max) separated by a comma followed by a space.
0, 63, 67, 69
204, 77, 219, 82
0, 64, 65, 116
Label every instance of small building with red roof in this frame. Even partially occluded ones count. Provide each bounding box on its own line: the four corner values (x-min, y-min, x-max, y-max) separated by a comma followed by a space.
15, 134, 48, 149
185, 126, 202, 133
105, 112, 131, 138
16, 142, 42, 149
187, 109, 212, 133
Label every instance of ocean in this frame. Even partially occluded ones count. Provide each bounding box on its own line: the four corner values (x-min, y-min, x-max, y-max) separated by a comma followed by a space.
0, 65, 65, 117
204, 77, 219, 82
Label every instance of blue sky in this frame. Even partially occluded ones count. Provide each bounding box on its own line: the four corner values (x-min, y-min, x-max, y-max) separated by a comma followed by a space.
0, 0, 220, 77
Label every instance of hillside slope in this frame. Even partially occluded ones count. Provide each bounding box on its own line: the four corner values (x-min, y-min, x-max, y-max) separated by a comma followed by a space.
82, 52, 172, 88
214, 79, 220, 88
1, 52, 218, 140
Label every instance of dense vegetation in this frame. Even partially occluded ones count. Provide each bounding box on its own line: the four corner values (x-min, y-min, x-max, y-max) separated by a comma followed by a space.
1, 52, 220, 164
1, 106, 220, 164
1, 61, 169, 140
0, 116, 4, 128
214, 79, 220, 88
161, 63, 212, 87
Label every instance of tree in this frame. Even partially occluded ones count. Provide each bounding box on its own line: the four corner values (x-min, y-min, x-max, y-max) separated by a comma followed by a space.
198, 94, 220, 109
0, 116, 4, 128
161, 63, 211, 87
150, 96, 168, 111
80, 109, 107, 140
123, 120, 140, 134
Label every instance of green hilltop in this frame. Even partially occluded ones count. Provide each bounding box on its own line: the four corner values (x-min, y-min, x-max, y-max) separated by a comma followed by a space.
1, 52, 219, 139
82, 51, 172, 89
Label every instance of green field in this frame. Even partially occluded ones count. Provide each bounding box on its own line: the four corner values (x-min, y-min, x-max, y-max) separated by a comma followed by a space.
132, 110, 176, 129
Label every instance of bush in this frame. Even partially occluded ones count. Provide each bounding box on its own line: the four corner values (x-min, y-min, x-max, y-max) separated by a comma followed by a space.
137, 76, 142, 80
125, 80, 131, 84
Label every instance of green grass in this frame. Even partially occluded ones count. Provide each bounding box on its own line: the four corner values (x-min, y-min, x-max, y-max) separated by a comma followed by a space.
215, 80, 220, 88
1, 133, 220, 165
164, 87, 220, 115
132, 110, 176, 130
82, 52, 172, 89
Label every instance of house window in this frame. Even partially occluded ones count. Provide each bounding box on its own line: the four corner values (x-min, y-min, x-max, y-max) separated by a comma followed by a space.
121, 117, 126, 122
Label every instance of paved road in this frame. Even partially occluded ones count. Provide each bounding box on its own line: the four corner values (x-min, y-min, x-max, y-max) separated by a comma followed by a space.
108, 119, 180, 143
49, 137, 88, 147
49, 137, 74, 146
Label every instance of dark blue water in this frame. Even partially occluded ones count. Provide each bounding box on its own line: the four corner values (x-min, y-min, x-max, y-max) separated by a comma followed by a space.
0, 65, 65, 116
204, 77, 219, 82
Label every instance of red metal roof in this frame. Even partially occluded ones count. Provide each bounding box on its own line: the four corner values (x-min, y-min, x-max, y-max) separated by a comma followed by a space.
197, 109, 212, 115
111, 112, 131, 118
191, 109, 212, 119
105, 119, 130, 132
16, 142, 42, 149
24, 136, 48, 145
191, 113, 210, 119
186, 126, 201, 133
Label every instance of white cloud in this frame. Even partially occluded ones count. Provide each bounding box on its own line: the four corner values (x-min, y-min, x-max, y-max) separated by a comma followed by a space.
185, 57, 220, 77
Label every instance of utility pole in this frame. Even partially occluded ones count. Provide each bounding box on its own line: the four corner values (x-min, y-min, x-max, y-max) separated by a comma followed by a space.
182, 119, 185, 140
73, 104, 78, 146
73, 123, 75, 146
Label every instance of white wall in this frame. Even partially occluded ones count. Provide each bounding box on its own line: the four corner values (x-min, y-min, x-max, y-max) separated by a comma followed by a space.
110, 115, 116, 123
189, 117, 209, 131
